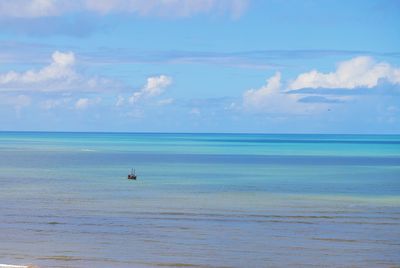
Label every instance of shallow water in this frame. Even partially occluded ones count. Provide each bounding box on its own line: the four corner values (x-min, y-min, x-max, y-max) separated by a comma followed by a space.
0, 132, 399, 267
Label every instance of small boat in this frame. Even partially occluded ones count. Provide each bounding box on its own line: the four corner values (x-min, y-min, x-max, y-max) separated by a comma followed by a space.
128, 168, 137, 180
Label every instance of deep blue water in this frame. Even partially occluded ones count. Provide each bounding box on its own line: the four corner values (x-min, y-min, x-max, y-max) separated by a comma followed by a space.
0, 132, 399, 267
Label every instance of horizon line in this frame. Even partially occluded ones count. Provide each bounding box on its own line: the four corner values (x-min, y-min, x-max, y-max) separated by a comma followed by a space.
0, 130, 399, 136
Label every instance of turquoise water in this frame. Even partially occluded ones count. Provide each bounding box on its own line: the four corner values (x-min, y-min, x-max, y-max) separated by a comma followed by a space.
0, 132, 399, 267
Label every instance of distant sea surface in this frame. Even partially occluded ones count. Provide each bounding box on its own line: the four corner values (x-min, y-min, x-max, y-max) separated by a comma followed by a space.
0, 132, 399, 267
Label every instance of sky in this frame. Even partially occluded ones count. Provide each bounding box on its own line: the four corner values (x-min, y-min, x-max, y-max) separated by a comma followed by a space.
0, 0, 399, 133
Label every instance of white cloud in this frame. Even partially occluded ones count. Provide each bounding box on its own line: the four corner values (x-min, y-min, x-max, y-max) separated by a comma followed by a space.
243, 72, 325, 114
242, 56, 400, 115
75, 97, 101, 110
243, 72, 283, 108
289, 56, 400, 90
0, 51, 76, 85
128, 75, 172, 104
143, 75, 172, 96
52, 50, 75, 66
243, 72, 297, 113
0, 0, 248, 18
75, 98, 89, 109
0, 51, 115, 92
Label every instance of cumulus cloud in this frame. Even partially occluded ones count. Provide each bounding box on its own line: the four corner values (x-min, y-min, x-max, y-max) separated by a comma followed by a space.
75, 97, 101, 110
243, 72, 327, 114
289, 56, 400, 90
0, 51, 75, 86
0, 0, 248, 18
242, 56, 400, 115
243, 73, 297, 113
243, 72, 283, 108
75, 98, 90, 109
128, 75, 172, 104
0, 51, 116, 92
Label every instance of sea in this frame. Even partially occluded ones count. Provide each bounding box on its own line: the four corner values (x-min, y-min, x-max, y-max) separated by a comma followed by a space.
0, 132, 399, 268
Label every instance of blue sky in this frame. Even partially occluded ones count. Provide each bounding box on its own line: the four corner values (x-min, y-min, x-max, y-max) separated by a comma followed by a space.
0, 0, 399, 133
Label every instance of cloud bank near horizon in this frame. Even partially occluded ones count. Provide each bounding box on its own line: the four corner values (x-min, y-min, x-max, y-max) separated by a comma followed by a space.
1, 50, 399, 132
242, 56, 400, 114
